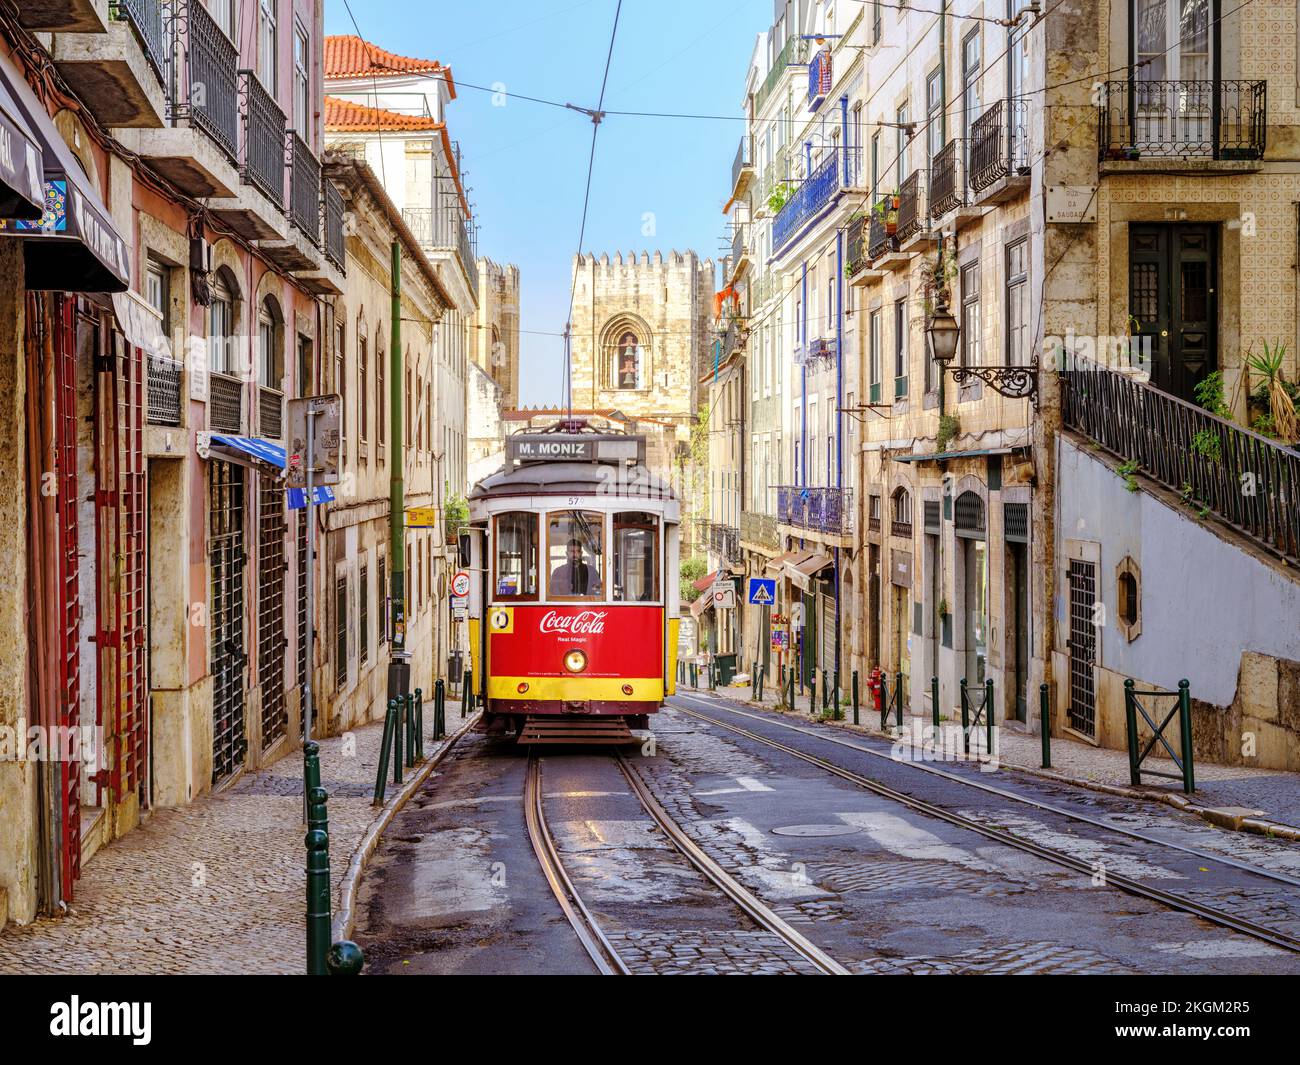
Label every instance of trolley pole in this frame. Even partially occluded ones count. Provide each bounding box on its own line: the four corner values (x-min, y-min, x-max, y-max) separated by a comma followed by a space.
387, 239, 410, 705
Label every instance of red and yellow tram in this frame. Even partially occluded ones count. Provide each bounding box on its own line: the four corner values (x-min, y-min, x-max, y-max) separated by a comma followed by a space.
465, 426, 680, 742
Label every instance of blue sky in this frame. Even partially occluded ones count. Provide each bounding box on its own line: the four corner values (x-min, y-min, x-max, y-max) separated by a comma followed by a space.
325, 0, 770, 406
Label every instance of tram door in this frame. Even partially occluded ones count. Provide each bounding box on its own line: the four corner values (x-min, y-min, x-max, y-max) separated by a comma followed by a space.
210, 460, 248, 782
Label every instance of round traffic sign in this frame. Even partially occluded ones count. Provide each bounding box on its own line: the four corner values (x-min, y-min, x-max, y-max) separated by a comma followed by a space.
452, 570, 471, 598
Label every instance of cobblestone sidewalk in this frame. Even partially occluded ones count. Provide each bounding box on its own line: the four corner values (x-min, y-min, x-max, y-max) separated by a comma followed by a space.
0, 700, 470, 975
693, 679, 1300, 835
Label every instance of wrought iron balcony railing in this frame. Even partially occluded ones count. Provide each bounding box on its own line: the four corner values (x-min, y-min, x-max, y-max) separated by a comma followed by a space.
754, 35, 811, 115
240, 70, 286, 207
184, 0, 239, 163
117, 0, 168, 82
146, 353, 182, 426
721, 317, 746, 363
731, 134, 753, 197
1062, 358, 1298, 565
402, 207, 478, 301
794, 336, 837, 369
867, 199, 894, 260
323, 180, 346, 270
929, 139, 968, 219
773, 150, 841, 252
1097, 79, 1266, 160
896, 170, 924, 243
845, 214, 869, 276
741, 510, 779, 551
288, 131, 321, 245
706, 520, 742, 564
777, 485, 855, 537
971, 98, 1031, 191
807, 47, 832, 111
731, 223, 747, 273
209, 372, 243, 433
259, 386, 283, 439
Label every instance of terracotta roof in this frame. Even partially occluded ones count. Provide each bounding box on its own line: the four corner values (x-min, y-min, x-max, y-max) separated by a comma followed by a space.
324, 96, 442, 133
324, 36, 456, 97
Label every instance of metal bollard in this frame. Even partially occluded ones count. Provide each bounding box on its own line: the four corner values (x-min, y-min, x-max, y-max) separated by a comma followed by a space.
434, 679, 446, 740
984, 677, 995, 756
809, 671, 817, 717
392, 694, 404, 786
305, 782, 331, 976
1178, 679, 1195, 794
1124, 679, 1141, 786
852, 670, 859, 725
405, 693, 416, 768
757, 663, 765, 702
960, 679, 970, 754
931, 676, 940, 731
327, 940, 365, 976
896, 672, 905, 729
1039, 683, 1051, 768
415, 688, 424, 760
304, 740, 322, 796
373, 700, 397, 805
463, 672, 473, 718
879, 672, 889, 731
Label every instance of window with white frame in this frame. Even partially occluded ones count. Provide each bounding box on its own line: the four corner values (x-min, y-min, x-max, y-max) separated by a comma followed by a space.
258, 0, 278, 90
961, 261, 982, 368
293, 21, 309, 133
1006, 238, 1029, 366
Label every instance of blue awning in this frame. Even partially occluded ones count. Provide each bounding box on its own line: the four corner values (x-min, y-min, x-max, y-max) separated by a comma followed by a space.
209, 434, 286, 470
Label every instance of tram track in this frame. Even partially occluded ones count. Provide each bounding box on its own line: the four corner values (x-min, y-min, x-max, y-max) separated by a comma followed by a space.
669, 696, 1300, 957
524, 749, 851, 975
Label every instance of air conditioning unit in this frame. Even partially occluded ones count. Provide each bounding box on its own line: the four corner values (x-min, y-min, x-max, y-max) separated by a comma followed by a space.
190, 237, 213, 274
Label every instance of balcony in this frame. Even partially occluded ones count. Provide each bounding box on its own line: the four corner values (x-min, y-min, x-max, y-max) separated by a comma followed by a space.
730, 135, 754, 202
896, 169, 927, 245
929, 139, 976, 224
52, 0, 167, 127
120, 0, 240, 198
807, 47, 832, 112
146, 352, 183, 426
795, 336, 836, 370
845, 214, 870, 278
241, 71, 286, 208
1062, 357, 1298, 566
721, 317, 746, 363
288, 132, 321, 246
705, 520, 741, 565
741, 510, 779, 551
1098, 79, 1266, 168
729, 223, 750, 281
402, 207, 479, 304
16, 0, 107, 32
323, 181, 346, 271
258, 387, 283, 440
971, 98, 1031, 203
777, 485, 855, 538
866, 200, 894, 261
754, 35, 811, 115
209, 372, 244, 434
773, 151, 841, 253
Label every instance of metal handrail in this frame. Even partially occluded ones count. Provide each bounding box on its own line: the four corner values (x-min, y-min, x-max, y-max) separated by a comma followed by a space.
185, 0, 239, 163
896, 170, 924, 243
323, 181, 346, 270
116, 0, 168, 81
288, 130, 321, 246
929, 139, 967, 218
971, 98, 1031, 191
1097, 79, 1266, 160
240, 70, 286, 206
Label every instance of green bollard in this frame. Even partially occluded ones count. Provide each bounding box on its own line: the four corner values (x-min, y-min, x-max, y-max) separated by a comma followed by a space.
879, 672, 889, 731
1039, 683, 1052, 768
434, 679, 446, 740
404, 693, 415, 768
305, 826, 330, 975
304, 740, 321, 796
464, 671, 473, 718
1178, 679, 1194, 793
327, 940, 365, 976
931, 676, 940, 732
307, 784, 328, 841
1123, 679, 1140, 786
896, 672, 905, 729
960, 678, 970, 754
413, 688, 423, 760
752, 665, 759, 702
373, 700, 397, 805
809, 671, 816, 717
392, 695, 404, 786
984, 677, 995, 755
852, 670, 859, 725
757, 663, 765, 702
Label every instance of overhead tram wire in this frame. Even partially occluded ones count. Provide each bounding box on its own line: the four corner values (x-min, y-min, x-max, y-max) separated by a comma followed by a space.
561, 0, 625, 422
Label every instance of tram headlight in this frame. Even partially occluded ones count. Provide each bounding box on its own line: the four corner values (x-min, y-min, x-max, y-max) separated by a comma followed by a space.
563, 649, 588, 673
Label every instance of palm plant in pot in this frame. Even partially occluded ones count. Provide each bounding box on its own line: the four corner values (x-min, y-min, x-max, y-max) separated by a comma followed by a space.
1246, 340, 1299, 445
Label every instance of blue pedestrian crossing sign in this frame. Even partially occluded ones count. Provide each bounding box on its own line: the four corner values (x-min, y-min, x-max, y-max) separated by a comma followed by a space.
748, 578, 776, 606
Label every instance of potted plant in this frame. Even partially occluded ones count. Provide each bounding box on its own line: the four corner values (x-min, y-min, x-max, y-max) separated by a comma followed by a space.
1125, 145, 1141, 160
1246, 340, 1299, 444
767, 181, 795, 213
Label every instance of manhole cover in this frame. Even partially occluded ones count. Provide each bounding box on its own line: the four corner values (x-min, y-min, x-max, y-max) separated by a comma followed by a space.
771, 824, 861, 838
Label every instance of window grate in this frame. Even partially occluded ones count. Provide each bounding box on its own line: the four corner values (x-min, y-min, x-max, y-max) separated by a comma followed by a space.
210, 460, 247, 782
923, 500, 941, 533
258, 478, 287, 749
954, 490, 986, 538
1004, 502, 1029, 543
336, 575, 348, 688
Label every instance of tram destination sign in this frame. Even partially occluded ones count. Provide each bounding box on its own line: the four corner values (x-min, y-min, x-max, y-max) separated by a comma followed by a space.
506, 432, 646, 470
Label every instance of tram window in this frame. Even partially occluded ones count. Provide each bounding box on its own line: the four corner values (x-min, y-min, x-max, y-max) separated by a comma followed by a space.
547, 511, 604, 599
613, 512, 659, 602
494, 512, 538, 599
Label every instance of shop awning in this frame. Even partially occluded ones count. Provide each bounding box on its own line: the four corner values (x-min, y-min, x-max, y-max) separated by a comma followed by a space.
112, 290, 172, 362
786, 551, 833, 591
208, 434, 287, 472
690, 592, 713, 619
692, 569, 718, 593
765, 549, 810, 572
892, 447, 1017, 463
0, 63, 46, 222
0, 49, 130, 292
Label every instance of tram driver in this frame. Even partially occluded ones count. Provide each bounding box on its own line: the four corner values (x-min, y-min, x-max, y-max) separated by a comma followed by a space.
550, 537, 603, 597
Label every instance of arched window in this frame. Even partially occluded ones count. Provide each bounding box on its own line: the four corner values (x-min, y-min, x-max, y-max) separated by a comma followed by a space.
891, 487, 913, 537
258, 295, 284, 390
600, 315, 652, 390
208, 268, 239, 376
357, 316, 369, 442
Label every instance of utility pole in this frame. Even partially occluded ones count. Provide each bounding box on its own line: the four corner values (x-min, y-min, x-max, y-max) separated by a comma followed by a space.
388, 239, 409, 702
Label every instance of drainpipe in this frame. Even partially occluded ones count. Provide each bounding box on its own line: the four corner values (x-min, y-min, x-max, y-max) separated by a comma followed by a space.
800, 260, 809, 486
387, 240, 409, 704
835, 225, 845, 697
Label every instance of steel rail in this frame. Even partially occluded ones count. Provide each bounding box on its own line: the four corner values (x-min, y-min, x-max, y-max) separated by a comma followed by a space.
674, 693, 1300, 890
523, 753, 631, 975
614, 753, 851, 975
670, 701, 1300, 956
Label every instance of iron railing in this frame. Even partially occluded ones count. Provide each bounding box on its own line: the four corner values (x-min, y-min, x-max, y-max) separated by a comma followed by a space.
740, 510, 779, 550
777, 485, 855, 536
754, 35, 811, 115
845, 214, 869, 276
706, 520, 741, 564
185, 0, 239, 163
116, 0, 168, 82
1062, 358, 1299, 565
929, 139, 968, 218
731, 134, 753, 196
402, 207, 478, 301
209, 372, 243, 433
288, 131, 321, 245
240, 70, 285, 206
721, 317, 745, 362
758, 151, 789, 212
896, 170, 924, 243
867, 199, 893, 260
807, 47, 832, 110
324, 180, 346, 270
773, 151, 841, 252
259, 386, 283, 439
971, 98, 1031, 191
1098, 79, 1267, 160
146, 353, 183, 426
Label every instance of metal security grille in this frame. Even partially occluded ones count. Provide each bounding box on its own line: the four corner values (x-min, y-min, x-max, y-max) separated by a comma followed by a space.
954, 491, 986, 538
118, 334, 148, 797
1004, 502, 1029, 543
257, 478, 287, 750
1067, 559, 1098, 737
359, 564, 369, 666
209, 460, 247, 782
923, 500, 941, 534
335, 575, 348, 686
296, 511, 308, 691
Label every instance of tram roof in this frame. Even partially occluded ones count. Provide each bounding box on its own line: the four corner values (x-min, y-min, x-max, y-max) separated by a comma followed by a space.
470, 461, 677, 502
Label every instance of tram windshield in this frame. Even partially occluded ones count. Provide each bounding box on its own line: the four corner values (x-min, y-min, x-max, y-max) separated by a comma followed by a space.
494, 512, 539, 599
613, 512, 659, 602
547, 511, 605, 599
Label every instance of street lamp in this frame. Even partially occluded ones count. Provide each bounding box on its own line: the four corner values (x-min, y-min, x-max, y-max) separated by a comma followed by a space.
927, 288, 1039, 405
926, 291, 961, 365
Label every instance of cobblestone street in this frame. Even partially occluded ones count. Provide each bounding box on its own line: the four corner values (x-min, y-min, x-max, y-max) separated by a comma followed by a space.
0, 705, 465, 975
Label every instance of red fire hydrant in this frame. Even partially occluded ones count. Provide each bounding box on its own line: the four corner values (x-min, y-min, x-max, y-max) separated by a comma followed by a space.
869, 668, 883, 711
